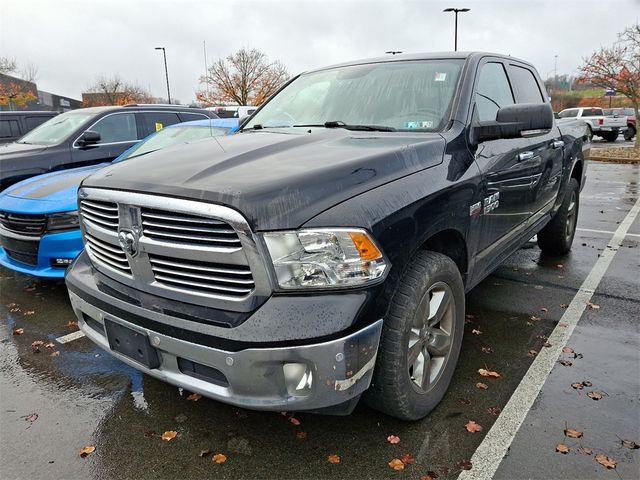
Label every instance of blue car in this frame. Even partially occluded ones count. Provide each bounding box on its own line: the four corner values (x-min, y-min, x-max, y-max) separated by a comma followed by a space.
0, 118, 239, 278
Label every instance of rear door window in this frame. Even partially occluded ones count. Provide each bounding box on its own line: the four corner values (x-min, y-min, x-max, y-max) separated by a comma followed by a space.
508, 65, 544, 104
581, 108, 603, 117
90, 113, 138, 143
475, 62, 515, 122
178, 112, 209, 123
0, 120, 20, 139
141, 112, 182, 136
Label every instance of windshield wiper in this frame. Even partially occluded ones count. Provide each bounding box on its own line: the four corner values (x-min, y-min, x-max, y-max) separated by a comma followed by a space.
323, 121, 396, 132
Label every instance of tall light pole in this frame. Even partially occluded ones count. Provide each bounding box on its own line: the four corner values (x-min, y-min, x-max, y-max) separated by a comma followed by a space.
155, 47, 171, 104
443, 8, 470, 51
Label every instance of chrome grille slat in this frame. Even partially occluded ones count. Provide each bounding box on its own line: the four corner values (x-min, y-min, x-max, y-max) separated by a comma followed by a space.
141, 211, 225, 225
143, 228, 241, 244
81, 205, 118, 220
84, 231, 131, 275
89, 249, 132, 273
80, 199, 119, 232
149, 256, 252, 276
141, 220, 235, 234
153, 273, 254, 295
85, 235, 128, 259
82, 212, 119, 229
80, 200, 118, 212
151, 266, 255, 285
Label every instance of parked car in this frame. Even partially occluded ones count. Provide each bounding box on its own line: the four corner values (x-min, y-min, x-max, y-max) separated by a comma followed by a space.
0, 105, 218, 191
206, 105, 257, 118
0, 118, 238, 278
557, 106, 626, 141
66, 52, 587, 420
603, 107, 636, 141
0, 111, 59, 144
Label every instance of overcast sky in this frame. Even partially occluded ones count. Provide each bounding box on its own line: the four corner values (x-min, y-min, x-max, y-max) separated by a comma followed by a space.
1, 0, 638, 103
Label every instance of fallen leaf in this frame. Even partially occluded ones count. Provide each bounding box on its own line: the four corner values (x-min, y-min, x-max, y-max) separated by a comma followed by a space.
481, 346, 493, 354
595, 453, 617, 469
530, 315, 541, 321
12, 328, 24, 335
23, 310, 35, 316
79, 445, 96, 457
526, 321, 533, 326
289, 417, 301, 426
327, 454, 341, 464
578, 446, 593, 455
475, 382, 488, 390
465, 420, 483, 433
621, 439, 639, 450
186, 393, 202, 401
527, 349, 538, 357
534, 285, 544, 290
212, 453, 227, 464
565, 427, 583, 439
44, 342, 55, 349
199, 448, 211, 457
556, 443, 570, 454
571, 382, 584, 390
161, 431, 178, 441
558, 322, 569, 327
560, 304, 569, 309
543, 342, 552, 348
24, 413, 38, 422
31, 340, 44, 348
587, 391, 603, 401
387, 434, 400, 444
420, 473, 439, 480
471, 329, 482, 335
458, 459, 473, 470
559, 359, 573, 366
400, 453, 416, 464
296, 431, 307, 439
459, 398, 471, 405
587, 302, 600, 310
556, 264, 564, 269
67, 320, 79, 330
478, 368, 501, 378
388, 459, 405, 471
487, 406, 502, 415
582, 381, 592, 387
562, 346, 574, 354
50, 351, 60, 357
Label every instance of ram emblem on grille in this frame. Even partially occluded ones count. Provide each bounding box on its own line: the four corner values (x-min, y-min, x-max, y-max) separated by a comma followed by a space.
118, 229, 139, 257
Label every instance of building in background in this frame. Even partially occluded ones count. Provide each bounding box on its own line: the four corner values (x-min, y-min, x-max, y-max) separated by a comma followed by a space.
0, 73, 80, 112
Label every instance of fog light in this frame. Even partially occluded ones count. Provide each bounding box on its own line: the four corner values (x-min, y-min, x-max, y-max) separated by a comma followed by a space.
283, 363, 313, 396
52, 258, 74, 267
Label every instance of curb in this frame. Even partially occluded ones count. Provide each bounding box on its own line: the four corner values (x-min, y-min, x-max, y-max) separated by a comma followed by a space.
586, 156, 640, 165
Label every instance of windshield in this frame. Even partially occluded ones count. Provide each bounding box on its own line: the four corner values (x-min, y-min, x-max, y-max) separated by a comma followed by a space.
18, 111, 96, 145
116, 124, 229, 161
245, 60, 463, 131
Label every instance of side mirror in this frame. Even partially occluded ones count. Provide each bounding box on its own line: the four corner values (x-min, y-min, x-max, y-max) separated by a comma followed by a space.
474, 103, 554, 143
77, 130, 101, 147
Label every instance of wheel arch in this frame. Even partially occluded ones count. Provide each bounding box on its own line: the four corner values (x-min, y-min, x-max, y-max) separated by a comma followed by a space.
419, 228, 469, 283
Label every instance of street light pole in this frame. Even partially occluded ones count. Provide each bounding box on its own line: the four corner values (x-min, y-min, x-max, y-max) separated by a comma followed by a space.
155, 47, 171, 104
443, 8, 470, 51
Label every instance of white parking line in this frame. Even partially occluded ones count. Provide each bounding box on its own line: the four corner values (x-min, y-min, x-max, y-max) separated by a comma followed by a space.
56, 330, 86, 344
577, 227, 640, 238
458, 196, 640, 480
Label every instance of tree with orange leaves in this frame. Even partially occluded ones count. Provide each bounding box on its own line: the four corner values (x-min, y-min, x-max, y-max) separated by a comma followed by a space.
0, 80, 37, 110
83, 75, 155, 107
197, 48, 289, 107
578, 23, 639, 146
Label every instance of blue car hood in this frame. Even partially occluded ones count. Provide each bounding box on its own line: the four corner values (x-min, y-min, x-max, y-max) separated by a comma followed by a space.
0, 164, 107, 214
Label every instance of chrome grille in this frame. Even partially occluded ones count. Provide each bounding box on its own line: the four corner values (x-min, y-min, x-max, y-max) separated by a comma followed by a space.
80, 199, 118, 232
141, 208, 241, 248
0, 211, 47, 236
149, 255, 254, 296
84, 232, 131, 275
77, 188, 271, 312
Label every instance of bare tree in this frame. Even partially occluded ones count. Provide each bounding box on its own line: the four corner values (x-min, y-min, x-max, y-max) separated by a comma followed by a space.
0, 56, 17, 75
20, 62, 39, 83
579, 23, 640, 146
197, 48, 289, 106
83, 75, 155, 106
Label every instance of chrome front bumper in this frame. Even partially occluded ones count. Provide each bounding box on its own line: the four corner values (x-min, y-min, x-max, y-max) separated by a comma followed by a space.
69, 291, 382, 412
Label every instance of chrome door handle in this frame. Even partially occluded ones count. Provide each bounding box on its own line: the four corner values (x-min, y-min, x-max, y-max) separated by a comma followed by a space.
518, 151, 535, 162
552, 140, 565, 149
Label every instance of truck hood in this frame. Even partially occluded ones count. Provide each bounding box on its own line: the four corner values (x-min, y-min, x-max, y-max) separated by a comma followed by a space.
83, 128, 446, 230
1, 164, 107, 214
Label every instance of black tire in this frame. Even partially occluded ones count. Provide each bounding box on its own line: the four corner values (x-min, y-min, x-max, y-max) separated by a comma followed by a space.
537, 178, 580, 255
364, 251, 465, 421
602, 131, 618, 142
586, 125, 593, 142
624, 126, 636, 141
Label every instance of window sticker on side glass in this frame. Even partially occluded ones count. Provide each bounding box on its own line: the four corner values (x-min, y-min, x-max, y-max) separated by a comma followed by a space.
155, 122, 164, 131
434, 72, 447, 82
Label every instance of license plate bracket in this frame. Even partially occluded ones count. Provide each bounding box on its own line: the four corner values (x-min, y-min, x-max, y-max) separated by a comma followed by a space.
104, 319, 160, 369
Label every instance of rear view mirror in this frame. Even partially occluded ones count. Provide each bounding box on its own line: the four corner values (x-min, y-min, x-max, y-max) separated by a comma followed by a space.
77, 130, 101, 147
474, 103, 554, 143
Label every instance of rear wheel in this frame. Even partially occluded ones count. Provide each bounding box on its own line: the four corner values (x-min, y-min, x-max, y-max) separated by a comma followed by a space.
624, 125, 636, 141
365, 251, 465, 420
537, 178, 580, 255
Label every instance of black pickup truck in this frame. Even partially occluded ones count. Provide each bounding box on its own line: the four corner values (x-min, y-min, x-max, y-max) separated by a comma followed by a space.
65, 52, 588, 420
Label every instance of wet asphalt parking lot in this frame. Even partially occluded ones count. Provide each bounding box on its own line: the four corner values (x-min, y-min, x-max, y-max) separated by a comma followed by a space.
1, 161, 638, 480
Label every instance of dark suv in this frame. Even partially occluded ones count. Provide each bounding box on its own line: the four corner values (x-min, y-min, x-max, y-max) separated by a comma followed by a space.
0, 111, 59, 144
0, 105, 217, 191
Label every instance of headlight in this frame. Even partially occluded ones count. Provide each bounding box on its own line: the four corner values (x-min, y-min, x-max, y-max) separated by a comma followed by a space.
262, 228, 388, 289
47, 211, 80, 232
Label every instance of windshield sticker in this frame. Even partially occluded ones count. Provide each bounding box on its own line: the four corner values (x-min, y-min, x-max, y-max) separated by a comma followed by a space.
434, 72, 447, 82
405, 121, 434, 129
155, 122, 164, 131
421, 121, 433, 128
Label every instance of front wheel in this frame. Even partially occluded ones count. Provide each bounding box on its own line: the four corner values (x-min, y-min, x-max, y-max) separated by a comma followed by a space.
537, 178, 580, 255
364, 251, 465, 420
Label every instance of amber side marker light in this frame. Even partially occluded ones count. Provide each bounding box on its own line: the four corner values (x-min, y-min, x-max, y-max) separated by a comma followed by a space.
349, 232, 383, 261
